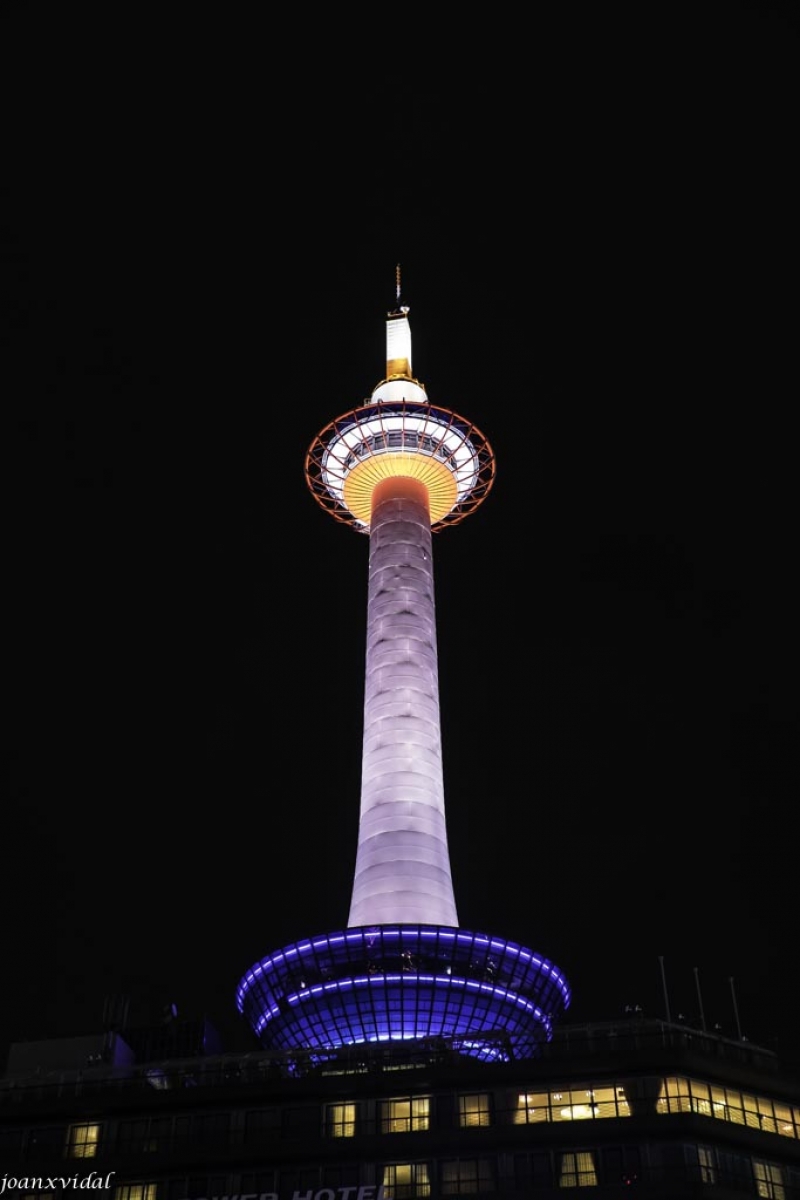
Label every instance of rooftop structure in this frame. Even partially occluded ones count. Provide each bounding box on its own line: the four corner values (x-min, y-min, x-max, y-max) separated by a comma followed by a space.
3, 1017, 799, 1197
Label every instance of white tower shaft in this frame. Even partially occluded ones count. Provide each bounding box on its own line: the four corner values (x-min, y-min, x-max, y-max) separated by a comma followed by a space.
347, 475, 459, 927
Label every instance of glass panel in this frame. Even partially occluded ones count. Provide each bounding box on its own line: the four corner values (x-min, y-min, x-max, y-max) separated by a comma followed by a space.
698, 1146, 717, 1184
759, 1105, 777, 1133
411, 1098, 429, 1129
773, 1103, 794, 1138
383, 1096, 430, 1133
66, 1123, 100, 1158
753, 1159, 785, 1199
383, 1163, 431, 1198
515, 1092, 549, 1124
327, 1102, 356, 1137
593, 1086, 616, 1118
743, 1094, 761, 1130
710, 1084, 727, 1119
770, 1163, 785, 1197
559, 1151, 598, 1188
726, 1087, 745, 1124
690, 1079, 712, 1116
459, 1093, 491, 1127
561, 1088, 598, 1120
657, 1077, 690, 1114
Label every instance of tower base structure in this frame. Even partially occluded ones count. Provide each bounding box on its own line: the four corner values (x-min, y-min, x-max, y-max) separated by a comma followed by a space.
237, 925, 571, 1064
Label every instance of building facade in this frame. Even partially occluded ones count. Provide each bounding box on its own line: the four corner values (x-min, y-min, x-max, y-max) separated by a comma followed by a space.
2, 1018, 800, 1197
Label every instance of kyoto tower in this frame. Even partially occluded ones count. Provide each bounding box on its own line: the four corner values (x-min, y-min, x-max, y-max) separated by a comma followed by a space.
237, 270, 570, 1062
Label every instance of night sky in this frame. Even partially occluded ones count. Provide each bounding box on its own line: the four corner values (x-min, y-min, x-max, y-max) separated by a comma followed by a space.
3, 7, 798, 1075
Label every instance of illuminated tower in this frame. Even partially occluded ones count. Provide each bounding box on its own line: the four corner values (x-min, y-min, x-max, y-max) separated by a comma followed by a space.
237, 271, 570, 1061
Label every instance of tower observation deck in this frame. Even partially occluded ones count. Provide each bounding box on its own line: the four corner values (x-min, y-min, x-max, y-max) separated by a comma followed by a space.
237, 272, 570, 1062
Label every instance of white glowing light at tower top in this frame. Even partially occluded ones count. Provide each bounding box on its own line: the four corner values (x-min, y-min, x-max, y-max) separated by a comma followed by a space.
386, 303, 412, 373
372, 299, 429, 406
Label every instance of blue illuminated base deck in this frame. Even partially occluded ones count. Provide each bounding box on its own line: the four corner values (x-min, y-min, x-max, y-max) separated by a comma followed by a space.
236, 926, 571, 1064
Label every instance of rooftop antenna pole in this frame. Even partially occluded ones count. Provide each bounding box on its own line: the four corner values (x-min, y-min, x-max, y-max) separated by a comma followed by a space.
693, 966, 707, 1032
658, 956, 672, 1023
396, 262, 402, 304
729, 976, 743, 1040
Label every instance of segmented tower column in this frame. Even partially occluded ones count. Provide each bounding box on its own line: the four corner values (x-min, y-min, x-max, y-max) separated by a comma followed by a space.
348, 474, 458, 927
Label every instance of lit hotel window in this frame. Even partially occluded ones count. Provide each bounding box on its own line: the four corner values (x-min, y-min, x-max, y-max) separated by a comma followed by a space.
326, 1101, 356, 1137
773, 1103, 797, 1138
559, 1151, 598, 1188
688, 1080, 713, 1116
553, 1089, 599, 1121
753, 1159, 786, 1199
66, 1123, 99, 1158
515, 1092, 549, 1124
698, 1145, 717, 1184
656, 1077, 691, 1114
382, 1162, 431, 1198
382, 1096, 430, 1133
114, 1188, 157, 1200
743, 1093, 763, 1130
459, 1093, 491, 1127
654, 1075, 797, 1137
594, 1085, 630, 1118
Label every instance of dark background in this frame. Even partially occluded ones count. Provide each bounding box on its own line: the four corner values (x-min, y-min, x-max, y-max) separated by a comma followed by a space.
3, 6, 798, 1073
